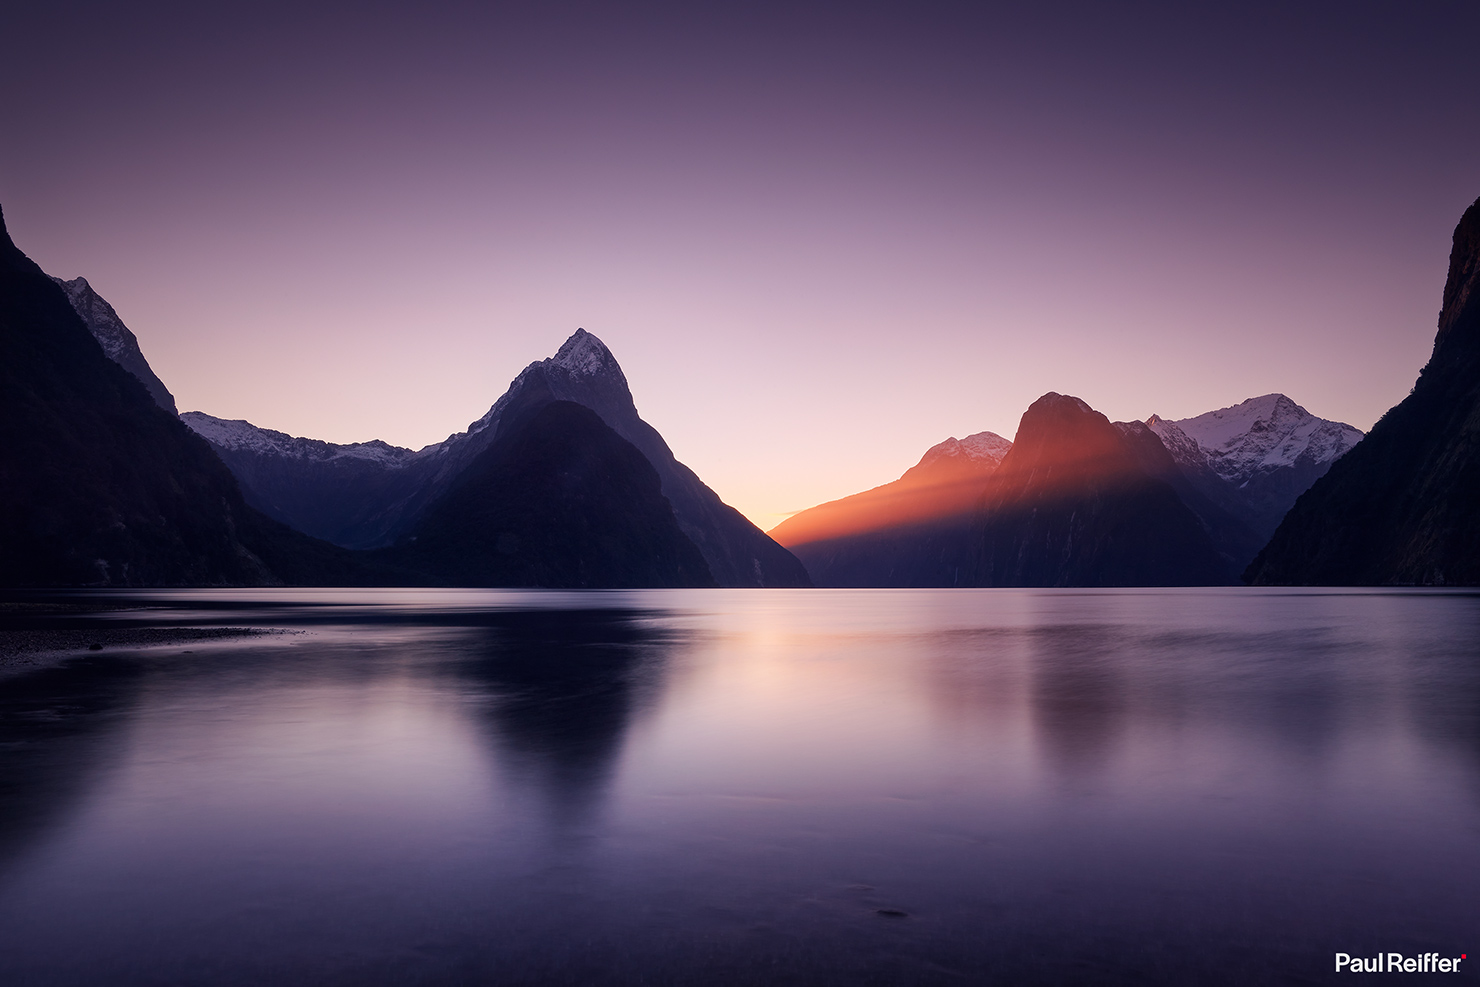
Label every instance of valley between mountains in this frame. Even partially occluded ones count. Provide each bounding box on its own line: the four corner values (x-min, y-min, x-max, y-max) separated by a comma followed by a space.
4, 195, 1478, 588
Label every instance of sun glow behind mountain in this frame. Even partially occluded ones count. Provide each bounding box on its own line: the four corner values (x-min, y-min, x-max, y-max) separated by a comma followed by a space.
3, 3, 1478, 528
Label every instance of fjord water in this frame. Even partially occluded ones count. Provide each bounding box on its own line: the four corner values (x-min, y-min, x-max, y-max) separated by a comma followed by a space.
0, 589, 1475, 986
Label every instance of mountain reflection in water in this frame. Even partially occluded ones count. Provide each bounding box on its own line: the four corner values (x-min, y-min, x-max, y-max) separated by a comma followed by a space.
450, 609, 678, 831
0, 587, 1475, 986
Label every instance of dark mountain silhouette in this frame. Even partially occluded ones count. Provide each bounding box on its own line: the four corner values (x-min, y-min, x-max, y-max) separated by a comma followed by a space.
1246, 196, 1480, 585
1112, 420, 1267, 574
383, 400, 714, 588
182, 329, 809, 587
460, 331, 808, 587
2, 204, 705, 589
770, 432, 1010, 586
0, 204, 386, 587
967, 394, 1232, 586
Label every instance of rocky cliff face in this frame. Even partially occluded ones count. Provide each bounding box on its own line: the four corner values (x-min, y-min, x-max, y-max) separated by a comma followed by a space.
1246, 196, 1480, 585
0, 205, 377, 587
967, 394, 1231, 586
50, 276, 177, 415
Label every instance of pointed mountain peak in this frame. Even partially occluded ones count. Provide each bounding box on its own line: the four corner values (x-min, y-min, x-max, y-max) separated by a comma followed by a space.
549, 328, 622, 379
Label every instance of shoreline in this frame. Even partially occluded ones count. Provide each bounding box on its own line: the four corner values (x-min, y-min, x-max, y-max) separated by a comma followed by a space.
0, 626, 284, 680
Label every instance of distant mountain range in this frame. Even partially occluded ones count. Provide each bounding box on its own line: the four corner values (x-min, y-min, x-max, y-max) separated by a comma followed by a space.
177, 329, 807, 587
5, 205, 805, 588
8, 190, 1478, 588
774, 389, 1362, 586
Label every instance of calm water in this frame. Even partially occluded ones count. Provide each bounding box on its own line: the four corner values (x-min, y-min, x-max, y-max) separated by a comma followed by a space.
0, 588, 1476, 986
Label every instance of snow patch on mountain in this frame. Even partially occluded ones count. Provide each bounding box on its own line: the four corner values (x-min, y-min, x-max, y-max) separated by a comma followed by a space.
551, 328, 622, 378
51, 275, 178, 414
182, 412, 433, 467
1163, 394, 1363, 484
53, 276, 128, 361
918, 431, 1012, 470
469, 328, 628, 436
1144, 415, 1207, 468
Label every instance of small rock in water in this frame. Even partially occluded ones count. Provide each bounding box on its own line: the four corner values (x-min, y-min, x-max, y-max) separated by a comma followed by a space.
87, 643, 103, 651
876, 909, 908, 918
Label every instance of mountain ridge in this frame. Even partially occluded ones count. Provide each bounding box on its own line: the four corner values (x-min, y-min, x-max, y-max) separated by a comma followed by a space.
0, 204, 393, 587
51, 275, 178, 414
967, 393, 1232, 586
769, 430, 1011, 587
172, 326, 809, 586
1245, 195, 1480, 585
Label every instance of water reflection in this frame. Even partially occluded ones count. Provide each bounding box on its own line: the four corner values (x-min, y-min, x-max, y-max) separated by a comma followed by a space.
450, 609, 679, 830
1028, 625, 1128, 777
0, 589, 1475, 987
0, 658, 143, 878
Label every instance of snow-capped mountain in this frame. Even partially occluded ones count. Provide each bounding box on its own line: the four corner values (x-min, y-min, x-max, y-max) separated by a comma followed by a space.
1147, 394, 1363, 540
457, 329, 809, 587
905, 431, 1012, 477
1162, 394, 1363, 487
177, 327, 807, 586
51, 276, 177, 414
182, 413, 433, 466
180, 413, 448, 551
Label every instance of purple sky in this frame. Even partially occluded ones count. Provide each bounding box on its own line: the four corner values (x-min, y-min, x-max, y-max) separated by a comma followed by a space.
4, 1, 1478, 529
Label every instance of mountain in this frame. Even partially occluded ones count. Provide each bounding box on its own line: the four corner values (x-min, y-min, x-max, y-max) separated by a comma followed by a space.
455, 330, 809, 587
0, 204, 380, 587
966, 393, 1232, 586
2, 203, 734, 589
183, 328, 810, 587
181, 412, 443, 550
1147, 394, 1363, 541
1246, 196, 1480, 585
769, 431, 1010, 586
777, 393, 1235, 587
382, 401, 715, 588
1112, 420, 1267, 573
50, 276, 177, 414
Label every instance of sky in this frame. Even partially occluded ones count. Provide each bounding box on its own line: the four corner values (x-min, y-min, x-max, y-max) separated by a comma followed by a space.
3, 0, 1478, 531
